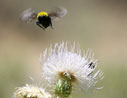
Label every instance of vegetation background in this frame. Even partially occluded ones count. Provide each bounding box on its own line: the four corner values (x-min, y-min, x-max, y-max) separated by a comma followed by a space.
0, 0, 126, 98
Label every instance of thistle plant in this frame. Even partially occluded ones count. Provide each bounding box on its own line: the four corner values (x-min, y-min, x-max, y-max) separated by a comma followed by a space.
14, 84, 52, 98
14, 42, 103, 98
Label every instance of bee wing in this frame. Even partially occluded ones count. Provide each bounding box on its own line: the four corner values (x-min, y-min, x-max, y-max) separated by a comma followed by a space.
48, 7, 67, 21
20, 8, 37, 23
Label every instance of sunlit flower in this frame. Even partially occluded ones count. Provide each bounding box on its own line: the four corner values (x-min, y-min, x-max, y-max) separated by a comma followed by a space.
41, 42, 103, 94
14, 84, 52, 98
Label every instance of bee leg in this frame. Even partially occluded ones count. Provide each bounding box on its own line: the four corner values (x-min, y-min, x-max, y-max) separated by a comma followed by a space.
50, 22, 53, 29
36, 21, 44, 29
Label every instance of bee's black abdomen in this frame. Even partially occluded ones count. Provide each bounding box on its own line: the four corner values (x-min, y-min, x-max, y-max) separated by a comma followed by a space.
38, 16, 52, 28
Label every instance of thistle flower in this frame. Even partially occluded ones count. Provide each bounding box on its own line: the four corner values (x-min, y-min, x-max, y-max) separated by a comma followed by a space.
41, 42, 103, 98
14, 84, 52, 98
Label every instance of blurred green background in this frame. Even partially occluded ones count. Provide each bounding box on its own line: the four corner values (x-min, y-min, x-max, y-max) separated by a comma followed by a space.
0, 0, 127, 98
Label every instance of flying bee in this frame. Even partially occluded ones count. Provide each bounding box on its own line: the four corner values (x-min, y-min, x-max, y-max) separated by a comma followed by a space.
20, 7, 67, 29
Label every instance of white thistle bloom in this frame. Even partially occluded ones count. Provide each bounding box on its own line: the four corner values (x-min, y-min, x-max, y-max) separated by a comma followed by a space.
14, 84, 52, 98
41, 42, 103, 98
41, 42, 103, 93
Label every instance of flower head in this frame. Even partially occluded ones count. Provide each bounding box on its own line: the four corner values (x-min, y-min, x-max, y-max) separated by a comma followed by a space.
41, 42, 103, 97
14, 84, 52, 98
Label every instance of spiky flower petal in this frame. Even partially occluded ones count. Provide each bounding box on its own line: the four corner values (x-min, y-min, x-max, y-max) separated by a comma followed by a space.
14, 84, 52, 98
41, 42, 103, 93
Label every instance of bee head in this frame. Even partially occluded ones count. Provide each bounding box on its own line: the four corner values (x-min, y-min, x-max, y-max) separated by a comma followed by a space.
37, 12, 48, 18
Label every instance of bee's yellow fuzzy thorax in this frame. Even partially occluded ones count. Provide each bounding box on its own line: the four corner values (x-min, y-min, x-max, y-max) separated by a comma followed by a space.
37, 12, 48, 18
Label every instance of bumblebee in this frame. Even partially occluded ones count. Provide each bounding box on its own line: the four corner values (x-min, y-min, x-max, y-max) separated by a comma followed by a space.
20, 7, 67, 29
